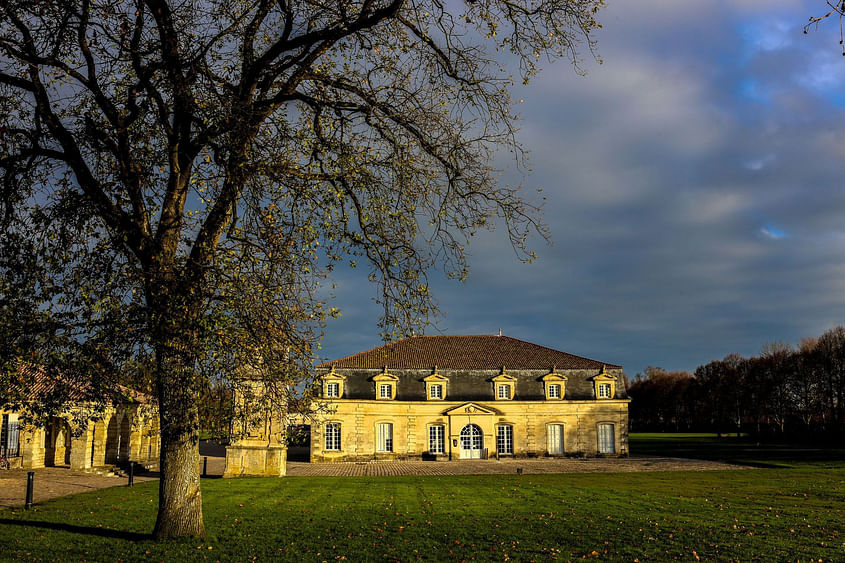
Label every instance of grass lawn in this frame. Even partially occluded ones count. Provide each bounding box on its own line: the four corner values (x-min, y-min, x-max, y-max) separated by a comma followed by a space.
2, 466, 844, 561
630, 432, 845, 468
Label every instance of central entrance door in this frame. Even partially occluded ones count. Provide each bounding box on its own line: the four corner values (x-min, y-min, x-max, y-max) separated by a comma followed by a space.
459, 424, 483, 459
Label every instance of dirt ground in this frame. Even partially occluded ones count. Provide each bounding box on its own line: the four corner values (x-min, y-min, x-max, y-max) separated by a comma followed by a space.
0, 454, 743, 508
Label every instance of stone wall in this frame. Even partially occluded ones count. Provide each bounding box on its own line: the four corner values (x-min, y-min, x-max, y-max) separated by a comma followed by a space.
308, 398, 630, 462
1, 403, 160, 471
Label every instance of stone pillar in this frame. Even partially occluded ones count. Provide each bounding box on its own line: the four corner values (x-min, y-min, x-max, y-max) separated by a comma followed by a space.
128, 412, 144, 462
90, 419, 107, 467
223, 380, 286, 477
69, 426, 93, 470
20, 426, 44, 469
147, 413, 161, 464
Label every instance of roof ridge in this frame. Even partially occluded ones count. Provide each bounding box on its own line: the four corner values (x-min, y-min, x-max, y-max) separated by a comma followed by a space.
317, 334, 621, 369
411, 334, 501, 338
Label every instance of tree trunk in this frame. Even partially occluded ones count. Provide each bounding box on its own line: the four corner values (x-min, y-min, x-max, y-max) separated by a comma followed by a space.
152, 328, 206, 540
154, 431, 204, 538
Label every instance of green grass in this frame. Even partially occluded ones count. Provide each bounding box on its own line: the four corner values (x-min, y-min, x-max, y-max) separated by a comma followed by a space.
630, 432, 845, 468
3, 468, 844, 561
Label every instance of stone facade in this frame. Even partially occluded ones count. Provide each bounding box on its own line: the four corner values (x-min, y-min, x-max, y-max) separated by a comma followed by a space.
0, 402, 160, 471
309, 335, 630, 462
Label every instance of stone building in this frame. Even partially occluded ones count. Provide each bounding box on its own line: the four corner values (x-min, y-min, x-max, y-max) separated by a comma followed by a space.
310, 334, 630, 462
0, 365, 160, 470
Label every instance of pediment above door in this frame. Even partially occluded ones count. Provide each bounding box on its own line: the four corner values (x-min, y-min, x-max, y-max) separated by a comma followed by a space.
443, 402, 497, 416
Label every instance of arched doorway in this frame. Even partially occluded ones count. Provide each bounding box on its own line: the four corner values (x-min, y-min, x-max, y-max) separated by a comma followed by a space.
459, 424, 483, 459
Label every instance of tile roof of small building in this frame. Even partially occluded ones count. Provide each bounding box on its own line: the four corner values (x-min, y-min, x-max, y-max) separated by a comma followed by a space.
318, 335, 621, 370
6, 363, 154, 405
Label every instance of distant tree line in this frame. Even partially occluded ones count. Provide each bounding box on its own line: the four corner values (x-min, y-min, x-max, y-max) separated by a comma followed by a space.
628, 326, 845, 437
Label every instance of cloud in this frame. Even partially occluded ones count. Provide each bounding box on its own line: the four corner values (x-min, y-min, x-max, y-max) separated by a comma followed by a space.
743, 154, 776, 171
320, 0, 845, 377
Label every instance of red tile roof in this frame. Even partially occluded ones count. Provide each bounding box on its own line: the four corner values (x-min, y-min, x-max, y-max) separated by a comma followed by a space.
318, 335, 621, 370
8, 364, 154, 405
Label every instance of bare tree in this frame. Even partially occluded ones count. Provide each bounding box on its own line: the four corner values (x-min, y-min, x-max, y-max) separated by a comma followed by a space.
0, 0, 603, 539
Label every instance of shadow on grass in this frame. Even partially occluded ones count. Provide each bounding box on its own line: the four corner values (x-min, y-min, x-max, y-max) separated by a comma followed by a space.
0, 518, 152, 541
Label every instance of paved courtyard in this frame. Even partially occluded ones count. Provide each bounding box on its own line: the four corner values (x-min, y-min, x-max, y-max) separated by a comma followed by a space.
0, 467, 157, 508
286, 456, 744, 477
0, 454, 743, 507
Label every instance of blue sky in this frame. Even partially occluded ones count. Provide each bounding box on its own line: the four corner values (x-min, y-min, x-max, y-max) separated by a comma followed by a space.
318, 1, 845, 377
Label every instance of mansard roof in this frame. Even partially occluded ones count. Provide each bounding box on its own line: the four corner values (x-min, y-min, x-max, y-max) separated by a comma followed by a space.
317, 334, 620, 370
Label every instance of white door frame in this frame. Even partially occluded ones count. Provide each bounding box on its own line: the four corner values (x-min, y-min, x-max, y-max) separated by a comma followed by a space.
459, 424, 483, 459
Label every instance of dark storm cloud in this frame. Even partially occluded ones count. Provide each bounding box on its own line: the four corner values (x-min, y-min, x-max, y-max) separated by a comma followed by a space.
320, 1, 845, 376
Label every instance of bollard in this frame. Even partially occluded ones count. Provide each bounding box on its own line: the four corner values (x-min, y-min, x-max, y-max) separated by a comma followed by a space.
25, 471, 34, 509
203, 456, 208, 477
128, 461, 135, 487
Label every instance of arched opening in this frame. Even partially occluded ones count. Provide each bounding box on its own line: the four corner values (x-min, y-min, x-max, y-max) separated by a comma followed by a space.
459, 424, 483, 459
44, 417, 59, 466
106, 415, 121, 464
60, 421, 72, 465
119, 415, 132, 462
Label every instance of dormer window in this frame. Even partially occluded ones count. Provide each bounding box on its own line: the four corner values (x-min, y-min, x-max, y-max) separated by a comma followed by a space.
591, 366, 616, 400
542, 369, 568, 400
320, 366, 346, 399
492, 368, 516, 401
423, 368, 448, 401
373, 366, 398, 400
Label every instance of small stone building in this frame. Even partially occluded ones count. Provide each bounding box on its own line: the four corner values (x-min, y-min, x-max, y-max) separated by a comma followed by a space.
223, 379, 287, 478
0, 365, 160, 470
310, 334, 630, 461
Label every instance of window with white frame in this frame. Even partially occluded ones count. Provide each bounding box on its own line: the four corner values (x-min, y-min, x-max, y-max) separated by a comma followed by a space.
497, 384, 511, 400
598, 423, 615, 454
547, 424, 564, 455
424, 372, 448, 401
376, 423, 393, 453
548, 384, 561, 399
325, 423, 341, 451
496, 425, 513, 455
379, 383, 393, 399
326, 382, 340, 398
429, 425, 445, 454
598, 383, 612, 398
